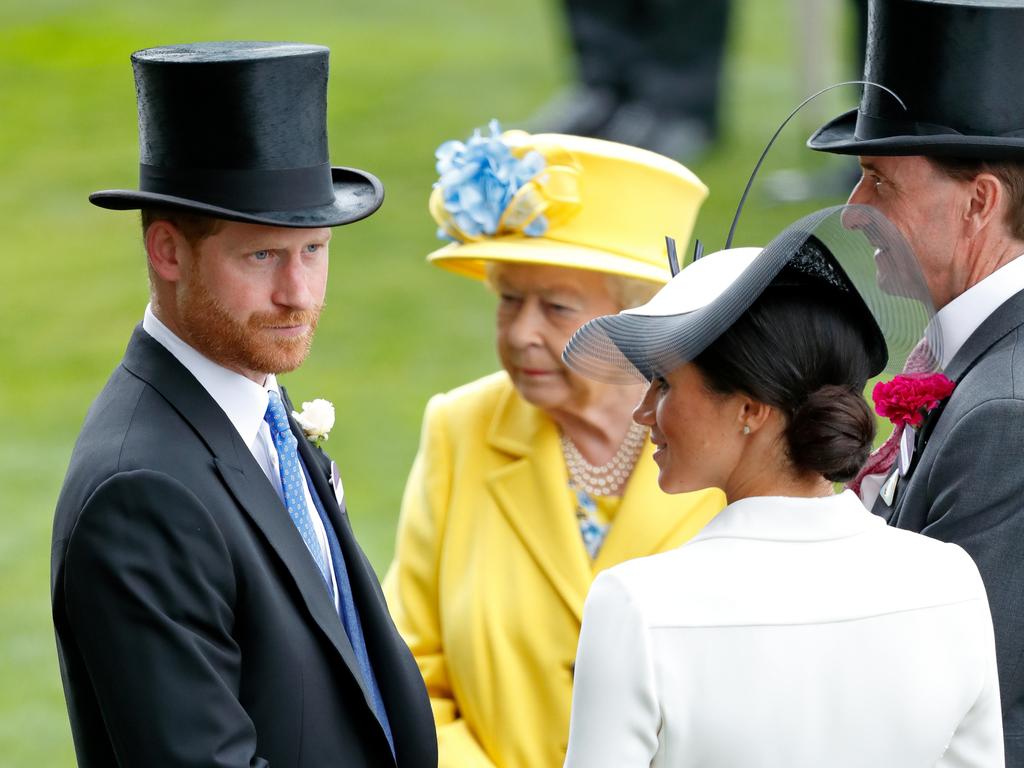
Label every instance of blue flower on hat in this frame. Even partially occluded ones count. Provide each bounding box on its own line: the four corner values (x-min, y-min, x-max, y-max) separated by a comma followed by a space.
433, 120, 548, 241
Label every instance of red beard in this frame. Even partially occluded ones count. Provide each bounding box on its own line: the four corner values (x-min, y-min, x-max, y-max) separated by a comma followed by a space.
176, 267, 321, 378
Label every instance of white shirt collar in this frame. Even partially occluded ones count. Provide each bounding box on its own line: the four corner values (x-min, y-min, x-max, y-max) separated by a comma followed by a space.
932, 253, 1024, 369
690, 491, 880, 544
143, 304, 278, 449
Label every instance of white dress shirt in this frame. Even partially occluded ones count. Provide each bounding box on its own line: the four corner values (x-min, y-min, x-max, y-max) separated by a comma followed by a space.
142, 305, 339, 608
565, 492, 1003, 767
932, 252, 1024, 368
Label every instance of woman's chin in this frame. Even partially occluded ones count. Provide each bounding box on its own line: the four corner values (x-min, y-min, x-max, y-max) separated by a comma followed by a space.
512, 376, 566, 410
657, 469, 706, 496
657, 468, 683, 494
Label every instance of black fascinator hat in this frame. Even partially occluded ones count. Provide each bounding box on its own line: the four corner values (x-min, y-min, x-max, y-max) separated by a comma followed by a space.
562, 205, 942, 384
90, 41, 384, 227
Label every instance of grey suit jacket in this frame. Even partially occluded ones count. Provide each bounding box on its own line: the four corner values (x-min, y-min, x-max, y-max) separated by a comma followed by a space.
875, 288, 1024, 765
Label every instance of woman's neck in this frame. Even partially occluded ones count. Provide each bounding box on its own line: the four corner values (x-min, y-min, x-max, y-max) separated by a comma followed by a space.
547, 385, 647, 465
723, 424, 836, 501
724, 474, 835, 503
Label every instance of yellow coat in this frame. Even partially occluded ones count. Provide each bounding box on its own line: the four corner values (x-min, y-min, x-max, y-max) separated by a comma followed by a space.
383, 372, 724, 768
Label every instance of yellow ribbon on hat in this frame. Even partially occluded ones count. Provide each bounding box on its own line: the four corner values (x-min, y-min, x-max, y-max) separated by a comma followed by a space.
429, 133, 583, 244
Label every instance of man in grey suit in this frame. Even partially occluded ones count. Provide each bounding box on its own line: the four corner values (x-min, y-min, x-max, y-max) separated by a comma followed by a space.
809, 0, 1024, 762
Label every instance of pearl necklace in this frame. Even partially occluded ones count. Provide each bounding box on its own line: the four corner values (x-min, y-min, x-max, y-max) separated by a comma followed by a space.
560, 422, 649, 496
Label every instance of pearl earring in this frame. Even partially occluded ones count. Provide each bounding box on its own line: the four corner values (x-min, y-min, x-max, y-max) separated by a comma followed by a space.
742, 424, 751, 435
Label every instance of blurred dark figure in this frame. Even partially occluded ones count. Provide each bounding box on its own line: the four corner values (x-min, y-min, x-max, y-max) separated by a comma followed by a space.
762, 0, 869, 203
528, 0, 731, 162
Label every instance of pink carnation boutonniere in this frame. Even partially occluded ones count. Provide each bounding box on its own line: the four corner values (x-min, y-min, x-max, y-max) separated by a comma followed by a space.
872, 373, 956, 428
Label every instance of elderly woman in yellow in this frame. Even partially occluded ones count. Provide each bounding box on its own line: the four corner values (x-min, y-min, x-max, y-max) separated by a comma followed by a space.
383, 122, 724, 768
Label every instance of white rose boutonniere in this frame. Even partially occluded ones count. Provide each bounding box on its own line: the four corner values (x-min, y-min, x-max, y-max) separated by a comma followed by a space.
292, 398, 335, 445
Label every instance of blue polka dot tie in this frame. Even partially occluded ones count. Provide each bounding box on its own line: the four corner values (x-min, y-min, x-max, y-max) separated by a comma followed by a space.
264, 391, 334, 596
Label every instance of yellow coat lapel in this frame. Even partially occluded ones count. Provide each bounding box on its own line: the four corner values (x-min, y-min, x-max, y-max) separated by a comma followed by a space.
485, 386, 592, 623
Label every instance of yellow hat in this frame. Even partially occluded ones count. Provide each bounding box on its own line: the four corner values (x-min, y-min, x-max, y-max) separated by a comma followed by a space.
427, 126, 708, 285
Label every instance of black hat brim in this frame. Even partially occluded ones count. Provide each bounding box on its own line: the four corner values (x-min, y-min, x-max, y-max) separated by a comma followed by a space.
89, 166, 384, 228
809, 108, 1024, 160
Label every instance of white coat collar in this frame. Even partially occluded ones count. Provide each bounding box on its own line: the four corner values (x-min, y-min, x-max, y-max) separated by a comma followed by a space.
690, 490, 880, 544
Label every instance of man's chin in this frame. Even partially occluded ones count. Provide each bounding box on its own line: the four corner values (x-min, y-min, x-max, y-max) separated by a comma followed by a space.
223, 335, 313, 379
260, 342, 313, 376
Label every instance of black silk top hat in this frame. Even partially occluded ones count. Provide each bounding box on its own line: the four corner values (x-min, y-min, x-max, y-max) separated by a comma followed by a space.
90, 41, 384, 227
808, 0, 1024, 159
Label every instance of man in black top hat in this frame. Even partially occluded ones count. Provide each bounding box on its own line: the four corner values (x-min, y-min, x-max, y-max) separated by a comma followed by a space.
50, 42, 437, 768
810, 0, 1024, 761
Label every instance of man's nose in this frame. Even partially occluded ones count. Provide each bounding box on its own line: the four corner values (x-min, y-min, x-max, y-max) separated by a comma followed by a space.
846, 173, 870, 206
273, 256, 317, 309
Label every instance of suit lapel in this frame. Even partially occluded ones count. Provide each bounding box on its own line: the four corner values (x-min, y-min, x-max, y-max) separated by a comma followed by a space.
213, 458, 367, 683
912, 399, 949, 464
887, 288, 1024, 523
486, 386, 592, 623
123, 326, 243, 463
285, 388, 410, 759
122, 329, 367, 688
878, 393, 952, 521
944, 288, 1024, 384
880, 397, 950, 523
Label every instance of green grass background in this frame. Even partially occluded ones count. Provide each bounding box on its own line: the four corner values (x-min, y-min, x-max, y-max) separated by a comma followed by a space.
0, 0, 860, 763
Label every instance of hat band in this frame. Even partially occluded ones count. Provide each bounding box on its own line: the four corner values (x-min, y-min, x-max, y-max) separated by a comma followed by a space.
138, 162, 337, 211
854, 112, 1024, 141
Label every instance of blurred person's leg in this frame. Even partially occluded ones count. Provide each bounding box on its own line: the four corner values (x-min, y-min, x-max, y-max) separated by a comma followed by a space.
526, 0, 632, 136
763, 0, 869, 203
601, 0, 731, 161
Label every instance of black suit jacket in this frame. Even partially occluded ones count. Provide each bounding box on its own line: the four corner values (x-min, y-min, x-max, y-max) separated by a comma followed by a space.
875, 288, 1024, 765
51, 326, 438, 767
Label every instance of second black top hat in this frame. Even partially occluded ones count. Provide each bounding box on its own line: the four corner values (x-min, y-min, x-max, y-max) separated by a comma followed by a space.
809, 0, 1024, 160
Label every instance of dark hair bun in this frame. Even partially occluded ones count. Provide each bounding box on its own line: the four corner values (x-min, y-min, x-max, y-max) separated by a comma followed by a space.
786, 385, 876, 483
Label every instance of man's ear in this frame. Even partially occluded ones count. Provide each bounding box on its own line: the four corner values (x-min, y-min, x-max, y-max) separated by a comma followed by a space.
964, 172, 1005, 237
145, 220, 189, 283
